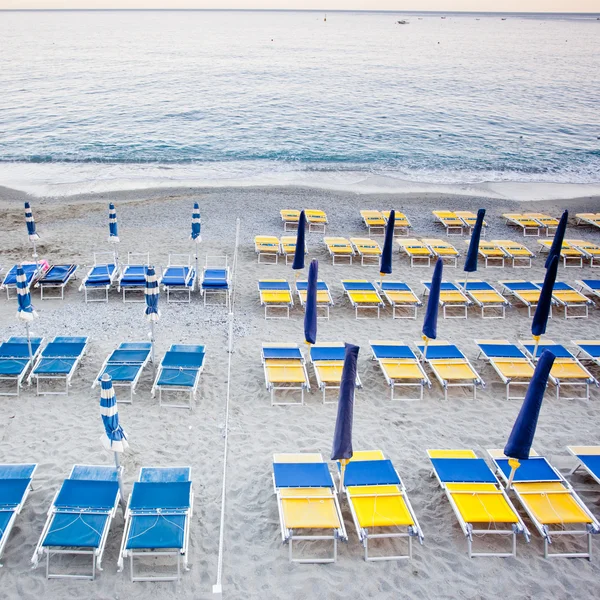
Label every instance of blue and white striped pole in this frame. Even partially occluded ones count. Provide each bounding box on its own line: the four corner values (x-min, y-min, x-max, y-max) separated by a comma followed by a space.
16, 264, 38, 360
190, 202, 202, 285
144, 266, 160, 372
108, 203, 119, 262
24, 202, 40, 261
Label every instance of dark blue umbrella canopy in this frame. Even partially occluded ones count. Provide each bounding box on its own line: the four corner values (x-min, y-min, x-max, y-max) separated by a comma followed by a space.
304, 260, 318, 345
504, 350, 555, 460
545, 210, 568, 269
379, 209, 395, 276
464, 208, 486, 273
331, 343, 359, 461
292, 210, 306, 271
532, 255, 559, 338
422, 258, 443, 340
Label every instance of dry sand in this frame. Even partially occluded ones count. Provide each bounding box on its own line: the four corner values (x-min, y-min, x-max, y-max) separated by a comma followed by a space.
1, 185, 600, 599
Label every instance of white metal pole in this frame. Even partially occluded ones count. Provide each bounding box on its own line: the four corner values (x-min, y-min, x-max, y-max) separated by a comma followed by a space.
150, 320, 156, 374
114, 452, 126, 511
25, 322, 33, 361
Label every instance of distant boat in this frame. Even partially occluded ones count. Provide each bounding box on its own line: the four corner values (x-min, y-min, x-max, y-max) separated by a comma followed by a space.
441, 16, 446, 19
501, 18, 507, 20
396, 20, 409, 25
324, 14, 326, 22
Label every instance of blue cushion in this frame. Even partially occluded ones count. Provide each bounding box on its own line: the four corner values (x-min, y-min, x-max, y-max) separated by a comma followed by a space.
263, 347, 302, 360
431, 458, 497, 483
522, 344, 572, 359
310, 347, 345, 361
343, 281, 375, 291
581, 279, 600, 290
380, 282, 410, 291
54, 479, 119, 510
157, 368, 199, 387
371, 345, 416, 359
495, 457, 560, 482
0, 340, 42, 358
126, 514, 186, 549
296, 281, 328, 291
0, 479, 30, 507
0, 358, 30, 375
39, 264, 76, 283
140, 467, 190, 483
107, 349, 151, 364
344, 460, 401, 486
258, 281, 290, 291
503, 281, 538, 291
34, 357, 77, 375
416, 345, 464, 360
0, 464, 36, 479
161, 351, 205, 369
70, 465, 119, 481
478, 344, 525, 359
578, 344, 600, 358
129, 482, 191, 510
43, 513, 109, 548
273, 463, 332, 488
578, 455, 600, 479
462, 281, 493, 291
42, 342, 86, 358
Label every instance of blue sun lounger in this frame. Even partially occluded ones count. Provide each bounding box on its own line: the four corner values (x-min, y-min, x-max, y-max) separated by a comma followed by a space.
341, 280, 384, 319
499, 280, 552, 317
262, 343, 310, 405
577, 279, 600, 300
572, 340, 600, 368
0, 463, 37, 563
0, 336, 44, 396
567, 446, 600, 486
79, 252, 118, 303
295, 280, 334, 319
28, 336, 89, 396
160, 254, 196, 304
1, 263, 44, 299
93, 342, 152, 402
308, 342, 362, 403
117, 253, 150, 303
151, 344, 206, 408
32, 465, 121, 580
35, 264, 78, 300
119, 467, 193, 582
200, 261, 230, 307
376, 281, 422, 319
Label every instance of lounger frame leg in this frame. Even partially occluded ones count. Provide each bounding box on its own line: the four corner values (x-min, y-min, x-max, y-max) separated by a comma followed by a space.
129, 550, 183, 582
287, 533, 338, 564
44, 549, 98, 581
392, 304, 418, 319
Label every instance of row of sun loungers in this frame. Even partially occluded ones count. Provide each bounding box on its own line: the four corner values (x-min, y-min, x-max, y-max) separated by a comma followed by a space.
433, 210, 488, 236
280, 209, 328, 232
360, 210, 412, 236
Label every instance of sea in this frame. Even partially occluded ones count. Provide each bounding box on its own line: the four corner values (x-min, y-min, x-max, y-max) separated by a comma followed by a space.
0, 10, 599, 197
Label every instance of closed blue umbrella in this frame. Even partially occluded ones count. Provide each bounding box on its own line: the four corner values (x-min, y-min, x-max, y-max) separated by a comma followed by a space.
331, 343, 359, 492
531, 255, 559, 357
24, 202, 40, 260
304, 260, 318, 345
545, 210, 568, 269
108, 203, 119, 261
422, 258, 443, 359
379, 209, 395, 277
145, 266, 160, 371
190, 202, 202, 284
16, 265, 38, 359
292, 210, 306, 272
504, 349, 555, 487
463, 208, 486, 285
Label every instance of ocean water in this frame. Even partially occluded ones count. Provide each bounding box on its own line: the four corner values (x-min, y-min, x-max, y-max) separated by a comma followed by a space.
0, 10, 599, 196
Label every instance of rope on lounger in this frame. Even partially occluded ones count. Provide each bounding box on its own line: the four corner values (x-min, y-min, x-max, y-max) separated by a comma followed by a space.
126, 510, 186, 543
539, 492, 566, 530
47, 512, 104, 539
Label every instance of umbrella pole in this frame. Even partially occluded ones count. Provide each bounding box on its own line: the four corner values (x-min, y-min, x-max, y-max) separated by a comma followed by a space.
32, 240, 38, 265
422, 335, 429, 361
113, 452, 126, 511
25, 322, 33, 361
506, 458, 520, 489
339, 459, 348, 495
150, 320, 156, 374
533, 335, 540, 359
195, 244, 199, 287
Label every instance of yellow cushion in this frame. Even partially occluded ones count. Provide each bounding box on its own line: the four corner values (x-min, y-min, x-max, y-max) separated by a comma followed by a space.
261, 291, 292, 304
314, 363, 344, 384
431, 361, 478, 381
428, 449, 477, 459
347, 485, 415, 528
469, 291, 505, 304
380, 359, 424, 380
348, 291, 381, 304
439, 291, 467, 304
266, 361, 307, 383
281, 491, 341, 529
351, 450, 386, 461
385, 291, 419, 305
514, 483, 592, 524
550, 360, 589, 380
494, 359, 535, 379
448, 486, 519, 524
553, 291, 587, 303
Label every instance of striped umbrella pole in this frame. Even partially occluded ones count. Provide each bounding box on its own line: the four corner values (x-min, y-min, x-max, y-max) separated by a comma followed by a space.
108, 203, 119, 262
190, 202, 202, 284
144, 266, 160, 372
24, 202, 40, 262
100, 374, 128, 507
16, 265, 37, 360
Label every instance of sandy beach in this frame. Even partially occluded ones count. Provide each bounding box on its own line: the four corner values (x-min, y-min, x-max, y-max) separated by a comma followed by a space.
1, 185, 600, 600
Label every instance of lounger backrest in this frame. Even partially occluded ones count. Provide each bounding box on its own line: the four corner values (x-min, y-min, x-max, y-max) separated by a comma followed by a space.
522, 343, 573, 358
380, 282, 410, 291
70, 465, 119, 481
140, 467, 191, 482
343, 281, 376, 291
371, 344, 416, 359
493, 457, 561, 483
477, 343, 525, 359
259, 281, 291, 290
273, 462, 332, 488
40, 265, 76, 282
54, 479, 119, 509
430, 458, 497, 483
310, 346, 345, 361
263, 347, 302, 360
296, 280, 328, 291
42, 341, 86, 357
0, 339, 43, 358
417, 344, 464, 359
161, 351, 205, 369
129, 481, 191, 510
0, 464, 37, 479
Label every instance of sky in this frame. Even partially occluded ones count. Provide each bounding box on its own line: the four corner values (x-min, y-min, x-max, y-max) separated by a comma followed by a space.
1, 1, 599, 12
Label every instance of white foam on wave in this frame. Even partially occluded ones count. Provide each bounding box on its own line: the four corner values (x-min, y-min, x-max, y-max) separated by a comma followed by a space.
1, 162, 599, 202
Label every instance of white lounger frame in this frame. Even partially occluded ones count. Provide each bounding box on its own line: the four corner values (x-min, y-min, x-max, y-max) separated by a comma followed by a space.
79, 252, 118, 303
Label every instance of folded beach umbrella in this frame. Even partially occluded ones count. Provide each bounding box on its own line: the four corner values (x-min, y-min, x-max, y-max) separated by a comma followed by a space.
531, 254, 559, 357
16, 265, 38, 360
421, 258, 443, 360
108, 203, 119, 260
503, 349, 555, 487
544, 210, 568, 269
379, 209, 395, 279
331, 343, 359, 493
304, 259, 318, 345
24, 202, 40, 260
190, 202, 202, 282
100, 374, 128, 504
145, 266, 160, 371
292, 210, 307, 272
463, 208, 486, 285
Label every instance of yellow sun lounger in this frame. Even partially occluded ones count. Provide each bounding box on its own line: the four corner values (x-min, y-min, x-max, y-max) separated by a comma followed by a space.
308, 343, 362, 403
370, 341, 431, 401
382, 211, 412, 236
422, 238, 460, 267
342, 450, 423, 560
341, 280, 384, 319
376, 281, 422, 319
576, 213, 600, 230
456, 280, 510, 318
463, 240, 506, 268
527, 213, 559, 235
254, 235, 281, 264
454, 211, 488, 234
280, 210, 301, 231
487, 449, 600, 559
498, 281, 549, 317
566, 239, 600, 267
262, 344, 310, 405
491, 240, 535, 268
350, 238, 382, 265
397, 238, 433, 267
305, 210, 328, 232
280, 236, 307, 265
567, 446, 600, 486
538, 239, 584, 268
533, 281, 594, 319
503, 213, 545, 237
360, 210, 386, 235
273, 453, 347, 562
295, 279, 334, 320
415, 341, 484, 400
324, 237, 354, 265
258, 279, 294, 319
427, 449, 529, 557
422, 281, 471, 319
432, 210, 465, 236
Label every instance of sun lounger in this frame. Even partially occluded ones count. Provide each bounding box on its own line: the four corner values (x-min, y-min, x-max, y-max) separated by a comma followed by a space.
415, 341, 484, 400
200, 256, 230, 306
475, 340, 535, 400
308, 343, 362, 403
487, 449, 600, 559
535, 281, 594, 319
432, 210, 464, 236
79, 252, 118, 303
397, 238, 433, 267
93, 342, 152, 403
295, 279, 334, 319
262, 343, 310, 405
350, 238, 382, 265
160, 254, 196, 303
341, 280, 384, 319
280, 209, 300, 231
527, 213, 559, 235
151, 344, 205, 408
491, 239, 534, 268
324, 237, 354, 264
567, 446, 600, 486
463, 240, 506, 268
0, 336, 44, 396
456, 280, 510, 318
32, 465, 121, 579
521, 341, 597, 400
577, 279, 600, 300
119, 466, 193, 581
1, 263, 45, 300
35, 264, 78, 300
538, 239, 584, 268
272, 453, 346, 562
254, 235, 280, 264
360, 210, 386, 235
280, 235, 307, 265
370, 341, 431, 400
566, 239, 600, 267
376, 281, 421, 319
454, 211, 488, 235
382, 211, 412, 236
28, 336, 89, 396
258, 279, 294, 319
427, 449, 529, 557
116, 253, 150, 302
422, 281, 471, 319
0, 464, 37, 563
305, 209, 328, 232
422, 238, 460, 267
503, 213, 545, 236
576, 213, 600, 230
572, 340, 600, 370
498, 280, 550, 317
340, 450, 423, 560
